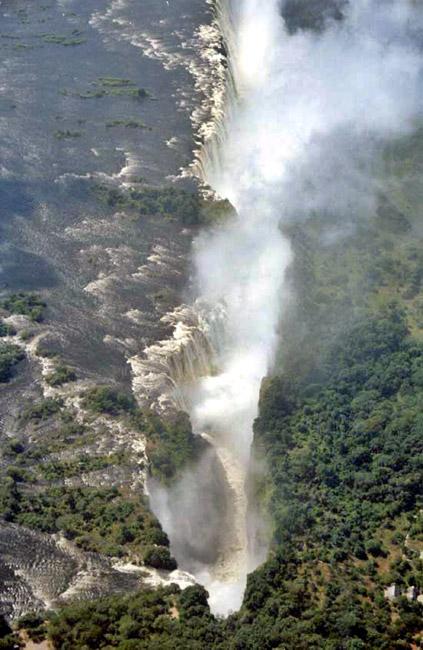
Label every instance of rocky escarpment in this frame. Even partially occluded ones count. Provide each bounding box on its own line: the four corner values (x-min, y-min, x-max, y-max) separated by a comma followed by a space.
0, 521, 196, 621
0, 308, 196, 621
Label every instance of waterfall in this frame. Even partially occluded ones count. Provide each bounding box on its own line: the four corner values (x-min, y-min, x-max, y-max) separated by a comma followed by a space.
129, 302, 226, 412
145, 0, 423, 616
185, 0, 292, 612
147, 0, 292, 616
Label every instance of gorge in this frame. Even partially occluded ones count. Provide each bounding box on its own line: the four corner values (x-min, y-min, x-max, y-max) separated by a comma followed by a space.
0, 0, 422, 646
147, 0, 423, 615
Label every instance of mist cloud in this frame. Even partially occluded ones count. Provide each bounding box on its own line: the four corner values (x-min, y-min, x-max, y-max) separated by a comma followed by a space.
151, 0, 423, 615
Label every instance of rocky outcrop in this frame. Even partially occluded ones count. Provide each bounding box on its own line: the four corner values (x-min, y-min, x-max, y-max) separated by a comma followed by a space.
0, 521, 194, 621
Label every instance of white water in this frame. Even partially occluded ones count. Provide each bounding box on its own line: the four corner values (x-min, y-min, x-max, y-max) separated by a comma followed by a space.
188, 0, 294, 612
150, 0, 423, 616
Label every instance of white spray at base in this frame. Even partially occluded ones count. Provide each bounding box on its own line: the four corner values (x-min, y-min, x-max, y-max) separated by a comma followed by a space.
150, 0, 423, 616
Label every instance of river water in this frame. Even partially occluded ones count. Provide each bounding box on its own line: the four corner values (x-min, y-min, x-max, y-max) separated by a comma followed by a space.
0, 0, 211, 382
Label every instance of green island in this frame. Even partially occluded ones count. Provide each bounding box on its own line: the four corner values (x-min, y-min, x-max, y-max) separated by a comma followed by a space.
94, 183, 235, 226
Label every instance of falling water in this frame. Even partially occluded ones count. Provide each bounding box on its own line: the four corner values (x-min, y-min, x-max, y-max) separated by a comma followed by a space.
186, 0, 293, 612
148, 0, 423, 615
149, 0, 293, 615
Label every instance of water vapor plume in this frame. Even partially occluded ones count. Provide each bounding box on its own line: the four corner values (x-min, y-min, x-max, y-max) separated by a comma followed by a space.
150, 0, 423, 616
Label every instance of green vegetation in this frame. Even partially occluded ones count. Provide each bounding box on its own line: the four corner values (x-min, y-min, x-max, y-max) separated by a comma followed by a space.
94, 184, 234, 226
45, 364, 76, 386
35, 343, 58, 358
0, 615, 20, 650
1, 423, 89, 462
2, 127, 422, 646
22, 398, 63, 421
95, 184, 201, 224
0, 292, 46, 322
0, 389, 194, 579
76, 78, 149, 100
80, 389, 201, 483
16, 612, 46, 644
81, 386, 136, 416
47, 585, 222, 650
134, 410, 203, 484
107, 87, 148, 98
41, 33, 86, 46
0, 479, 171, 562
0, 344, 25, 383
106, 119, 147, 129
35, 131, 423, 648
241, 306, 422, 648
75, 89, 104, 99
38, 452, 127, 481
97, 77, 133, 87
0, 398, 170, 562
54, 129, 82, 139
143, 545, 177, 571
0, 321, 16, 337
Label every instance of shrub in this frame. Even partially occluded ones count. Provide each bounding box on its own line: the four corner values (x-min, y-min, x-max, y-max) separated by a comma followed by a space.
143, 545, 177, 571
0, 292, 46, 322
81, 386, 136, 415
45, 365, 76, 387
23, 398, 63, 421
0, 321, 15, 337
0, 343, 25, 382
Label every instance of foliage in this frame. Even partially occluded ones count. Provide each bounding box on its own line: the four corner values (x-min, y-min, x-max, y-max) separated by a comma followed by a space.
2, 128, 422, 649
38, 452, 127, 481
143, 545, 177, 571
244, 307, 423, 647
95, 184, 201, 225
0, 477, 171, 561
0, 321, 16, 337
47, 585, 223, 650
16, 613, 46, 643
77, 78, 149, 100
0, 615, 20, 650
106, 119, 147, 129
0, 292, 46, 322
81, 386, 136, 416
133, 410, 202, 484
54, 130, 82, 139
22, 398, 63, 421
0, 343, 25, 382
45, 365, 76, 386
42, 33, 86, 46
94, 184, 235, 227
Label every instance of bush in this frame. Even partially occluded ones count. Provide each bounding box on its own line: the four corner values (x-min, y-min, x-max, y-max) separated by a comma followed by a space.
0, 321, 16, 337
81, 386, 136, 415
16, 613, 47, 643
0, 615, 19, 650
0, 343, 25, 382
23, 398, 63, 421
143, 545, 177, 571
133, 410, 201, 483
94, 184, 201, 225
0, 292, 46, 322
45, 365, 77, 387
365, 539, 385, 557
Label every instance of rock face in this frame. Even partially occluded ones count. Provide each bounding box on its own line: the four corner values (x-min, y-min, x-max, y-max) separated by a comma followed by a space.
0, 522, 140, 619
0, 521, 195, 621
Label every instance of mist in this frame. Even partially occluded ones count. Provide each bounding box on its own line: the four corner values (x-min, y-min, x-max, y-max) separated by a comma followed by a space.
150, 0, 423, 616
